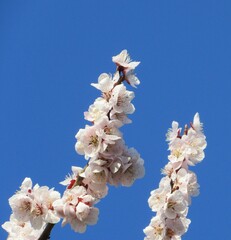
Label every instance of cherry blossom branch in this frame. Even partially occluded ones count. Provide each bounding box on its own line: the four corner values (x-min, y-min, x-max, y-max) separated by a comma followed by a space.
51, 49, 144, 235
2, 50, 144, 240
143, 113, 207, 240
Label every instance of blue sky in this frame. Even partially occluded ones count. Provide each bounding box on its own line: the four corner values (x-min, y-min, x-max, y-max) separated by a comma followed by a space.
1, 1, 230, 239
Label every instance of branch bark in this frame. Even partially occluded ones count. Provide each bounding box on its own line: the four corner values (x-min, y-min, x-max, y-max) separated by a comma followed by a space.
38, 223, 55, 240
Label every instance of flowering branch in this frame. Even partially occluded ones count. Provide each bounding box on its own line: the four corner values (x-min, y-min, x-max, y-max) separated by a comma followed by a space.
144, 113, 207, 240
2, 50, 145, 239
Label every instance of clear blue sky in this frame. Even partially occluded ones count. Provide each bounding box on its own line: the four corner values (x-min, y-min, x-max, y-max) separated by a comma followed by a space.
1, 1, 230, 239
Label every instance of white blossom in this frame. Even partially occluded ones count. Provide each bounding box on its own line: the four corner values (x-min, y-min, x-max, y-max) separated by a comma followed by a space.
166, 121, 180, 143
84, 97, 110, 123
81, 159, 109, 199
144, 215, 166, 240
164, 191, 188, 219
168, 138, 185, 170
192, 112, 203, 133
91, 73, 115, 93
110, 111, 132, 125
100, 138, 125, 157
2, 215, 44, 240
171, 168, 199, 204
148, 176, 171, 212
110, 84, 135, 115
182, 127, 207, 166
120, 148, 145, 186
7, 178, 60, 230
112, 50, 140, 88
75, 117, 121, 160
53, 186, 99, 233
165, 217, 191, 237
112, 49, 140, 71
126, 70, 140, 88
187, 171, 200, 198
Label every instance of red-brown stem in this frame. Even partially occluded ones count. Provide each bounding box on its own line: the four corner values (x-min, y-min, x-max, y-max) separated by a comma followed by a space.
113, 71, 126, 88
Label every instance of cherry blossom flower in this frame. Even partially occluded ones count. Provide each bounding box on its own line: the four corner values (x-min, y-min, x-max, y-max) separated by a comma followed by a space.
112, 49, 140, 72
164, 191, 188, 219
75, 117, 121, 160
120, 147, 145, 186
2, 215, 45, 240
165, 217, 191, 238
192, 112, 203, 133
182, 127, 207, 166
143, 215, 166, 240
53, 186, 99, 233
126, 70, 140, 88
81, 160, 109, 199
110, 111, 132, 125
166, 121, 181, 143
84, 97, 110, 123
91, 73, 115, 93
7, 178, 60, 231
109, 84, 135, 115
112, 50, 140, 88
148, 176, 171, 212
9, 194, 33, 223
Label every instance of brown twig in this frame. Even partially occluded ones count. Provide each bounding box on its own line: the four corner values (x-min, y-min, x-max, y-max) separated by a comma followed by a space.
113, 70, 126, 88
38, 223, 55, 240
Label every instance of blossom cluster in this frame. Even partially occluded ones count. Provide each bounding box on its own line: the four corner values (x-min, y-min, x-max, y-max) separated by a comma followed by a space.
144, 113, 207, 240
2, 178, 60, 239
54, 49, 145, 232
2, 50, 145, 239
